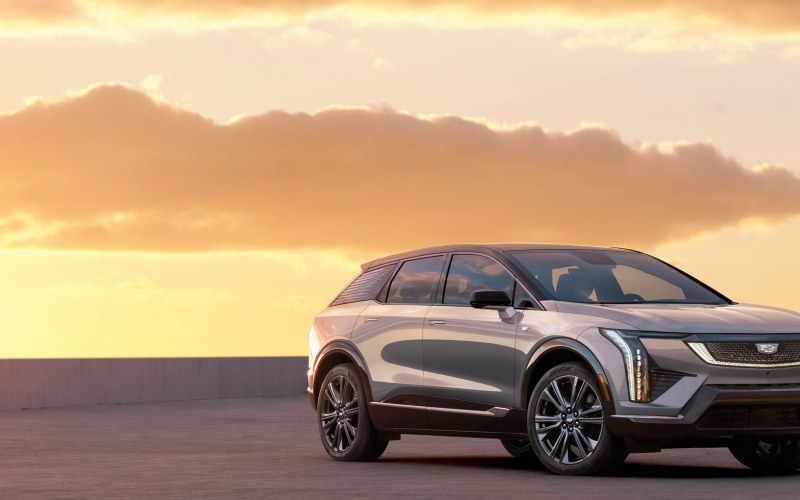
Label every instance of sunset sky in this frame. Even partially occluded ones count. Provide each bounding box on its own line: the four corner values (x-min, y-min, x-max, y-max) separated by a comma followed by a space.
1, 1, 800, 357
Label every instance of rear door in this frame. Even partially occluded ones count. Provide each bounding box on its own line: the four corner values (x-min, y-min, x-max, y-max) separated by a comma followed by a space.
351, 255, 445, 429
423, 253, 519, 430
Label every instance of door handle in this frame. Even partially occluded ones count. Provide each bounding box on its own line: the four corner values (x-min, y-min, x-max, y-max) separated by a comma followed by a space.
429, 320, 446, 325
364, 318, 379, 323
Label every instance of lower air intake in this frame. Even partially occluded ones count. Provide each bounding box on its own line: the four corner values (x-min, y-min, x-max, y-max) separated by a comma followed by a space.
697, 405, 800, 429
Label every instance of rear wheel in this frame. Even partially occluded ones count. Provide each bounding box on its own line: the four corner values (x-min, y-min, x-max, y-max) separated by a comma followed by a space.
528, 362, 627, 476
729, 437, 800, 472
500, 439, 539, 460
317, 364, 389, 461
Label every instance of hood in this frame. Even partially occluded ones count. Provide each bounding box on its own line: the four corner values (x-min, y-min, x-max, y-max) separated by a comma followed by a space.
550, 301, 800, 334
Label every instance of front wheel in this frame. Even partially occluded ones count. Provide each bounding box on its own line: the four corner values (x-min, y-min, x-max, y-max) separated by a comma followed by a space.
528, 362, 627, 476
729, 438, 800, 472
317, 363, 388, 461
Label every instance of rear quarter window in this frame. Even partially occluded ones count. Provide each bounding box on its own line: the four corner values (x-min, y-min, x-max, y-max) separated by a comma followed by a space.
330, 265, 395, 306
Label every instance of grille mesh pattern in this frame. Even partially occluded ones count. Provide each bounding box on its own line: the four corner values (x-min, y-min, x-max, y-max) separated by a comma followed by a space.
704, 342, 800, 364
330, 265, 394, 306
697, 405, 800, 429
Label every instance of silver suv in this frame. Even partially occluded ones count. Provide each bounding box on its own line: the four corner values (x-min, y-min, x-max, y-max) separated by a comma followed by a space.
307, 244, 800, 475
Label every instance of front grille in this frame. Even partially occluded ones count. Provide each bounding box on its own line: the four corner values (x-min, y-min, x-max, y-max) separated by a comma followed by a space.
697, 405, 800, 429
706, 342, 800, 364
687, 341, 800, 367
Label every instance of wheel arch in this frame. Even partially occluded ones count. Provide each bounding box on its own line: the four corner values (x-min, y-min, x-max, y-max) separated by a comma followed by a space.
520, 338, 616, 413
311, 341, 373, 411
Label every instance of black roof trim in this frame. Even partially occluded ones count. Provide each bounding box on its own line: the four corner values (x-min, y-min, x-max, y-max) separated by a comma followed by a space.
362, 243, 630, 270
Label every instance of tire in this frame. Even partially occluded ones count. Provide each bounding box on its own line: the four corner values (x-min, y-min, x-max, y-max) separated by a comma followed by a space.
729, 438, 800, 472
317, 363, 389, 461
528, 362, 627, 476
500, 439, 540, 460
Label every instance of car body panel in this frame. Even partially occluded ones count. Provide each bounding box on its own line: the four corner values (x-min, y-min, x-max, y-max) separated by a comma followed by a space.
350, 302, 431, 402
422, 305, 518, 410
515, 312, 631, 408
312, 300, 370, 345
308, 340, 372, 410
309, 300, 370, 370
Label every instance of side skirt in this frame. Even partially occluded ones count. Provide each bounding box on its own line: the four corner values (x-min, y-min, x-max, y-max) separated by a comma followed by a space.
377, 428, 529, 440
367, 393, 529, 436
368, 393, 430, 430
425, 395, 527, 434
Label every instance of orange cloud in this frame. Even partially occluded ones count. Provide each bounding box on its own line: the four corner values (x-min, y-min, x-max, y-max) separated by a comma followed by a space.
2, 1, 800, 36
1, 84, 799, 254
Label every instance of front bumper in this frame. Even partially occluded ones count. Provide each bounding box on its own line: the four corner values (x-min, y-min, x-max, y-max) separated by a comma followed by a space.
609, 385, 800, 445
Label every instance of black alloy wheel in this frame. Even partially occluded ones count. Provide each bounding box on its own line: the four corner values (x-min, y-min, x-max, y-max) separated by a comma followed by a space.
320, 373, 359, 452
528, 362, 627, 476
317, 363, 389, 461
729, 437, 800, 472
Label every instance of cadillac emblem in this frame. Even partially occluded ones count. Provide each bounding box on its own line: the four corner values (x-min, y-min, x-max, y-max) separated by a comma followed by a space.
756, 343, 779, 354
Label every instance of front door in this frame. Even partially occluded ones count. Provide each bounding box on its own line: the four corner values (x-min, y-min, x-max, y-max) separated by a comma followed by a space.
423, 254, 519, 431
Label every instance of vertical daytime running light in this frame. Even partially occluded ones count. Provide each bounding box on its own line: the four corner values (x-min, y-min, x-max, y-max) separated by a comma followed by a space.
602, 330, 636, 401
636, 348, 643, 401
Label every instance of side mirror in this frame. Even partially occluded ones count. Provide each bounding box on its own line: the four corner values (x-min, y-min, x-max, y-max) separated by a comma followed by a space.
469, 289, 512, 308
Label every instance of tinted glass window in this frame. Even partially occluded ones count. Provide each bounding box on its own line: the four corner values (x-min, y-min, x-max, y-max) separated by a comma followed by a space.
331, 265, 394, 306
444, 255, 514, 305
386, 256, 444, 304
513, 284, 538, 309
508, 250, 724, 304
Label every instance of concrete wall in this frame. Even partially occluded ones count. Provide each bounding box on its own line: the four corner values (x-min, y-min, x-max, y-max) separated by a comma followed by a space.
0, 357, 308, 411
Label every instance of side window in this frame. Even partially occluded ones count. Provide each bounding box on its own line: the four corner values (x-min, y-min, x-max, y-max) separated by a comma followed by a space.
443, 254, 514, 305
513, 283, 539, 309
386, 256, 444, 304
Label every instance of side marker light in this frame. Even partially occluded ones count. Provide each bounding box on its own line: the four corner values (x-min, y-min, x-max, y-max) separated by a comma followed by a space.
597, 374, 611, 401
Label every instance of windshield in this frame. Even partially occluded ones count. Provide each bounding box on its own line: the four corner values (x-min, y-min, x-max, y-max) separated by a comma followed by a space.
508, 250, 726, 305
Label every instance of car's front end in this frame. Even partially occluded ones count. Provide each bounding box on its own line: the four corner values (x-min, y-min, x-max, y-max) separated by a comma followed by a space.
571, 303, 800, 453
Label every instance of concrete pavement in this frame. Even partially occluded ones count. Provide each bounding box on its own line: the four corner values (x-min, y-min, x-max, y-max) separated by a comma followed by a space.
1, 395, 798, 499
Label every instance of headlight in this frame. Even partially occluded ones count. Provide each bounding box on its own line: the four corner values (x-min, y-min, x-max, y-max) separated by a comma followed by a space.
600, 329, 651, 403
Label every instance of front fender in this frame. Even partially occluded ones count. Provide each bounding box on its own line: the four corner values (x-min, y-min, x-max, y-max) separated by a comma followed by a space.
520, 337, 616, 414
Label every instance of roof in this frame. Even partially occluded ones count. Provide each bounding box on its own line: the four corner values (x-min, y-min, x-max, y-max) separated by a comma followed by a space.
361, 243, 634, 271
